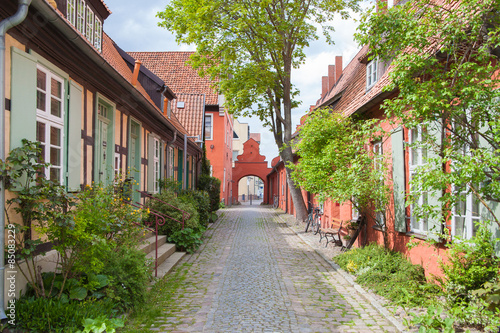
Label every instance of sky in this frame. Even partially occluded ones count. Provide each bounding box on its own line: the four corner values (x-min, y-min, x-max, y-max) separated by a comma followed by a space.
102, 0, 364, 166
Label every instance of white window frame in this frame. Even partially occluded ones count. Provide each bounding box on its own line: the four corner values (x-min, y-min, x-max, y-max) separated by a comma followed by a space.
94, 17, 102, 52
205, 114, 213, 140
36, 65, 65, 184
114, 152, 120, 180
409, 126, 428, 233
76, 0, 85, 33
387, 0, 394, 8
67, 0, 76, 25
85, 5, 94, 44
153, 138, 160, 193
366, 58, 378, 90
169, 146, 175, 179
373, 140, 384, 223
452, 185, 480, 240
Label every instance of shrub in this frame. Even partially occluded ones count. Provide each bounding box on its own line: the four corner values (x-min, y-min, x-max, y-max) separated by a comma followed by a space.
100, 246, 153, 311
334, 243, 441, 307
439, 224, 500, 305
184, 190, 211, 227
14, 296, 116, 332
197, 174, 221, 213
145, 189, 199, 237
168, 227, 205, 254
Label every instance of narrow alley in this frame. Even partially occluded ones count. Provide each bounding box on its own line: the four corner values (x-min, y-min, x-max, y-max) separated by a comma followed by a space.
141, 206, 400, 333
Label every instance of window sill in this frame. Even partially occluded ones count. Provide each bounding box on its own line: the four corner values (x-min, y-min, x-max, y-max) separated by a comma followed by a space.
405, 231, 428, 240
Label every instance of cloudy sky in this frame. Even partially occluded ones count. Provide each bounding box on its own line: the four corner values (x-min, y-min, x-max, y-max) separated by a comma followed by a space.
102, 0, 363, 165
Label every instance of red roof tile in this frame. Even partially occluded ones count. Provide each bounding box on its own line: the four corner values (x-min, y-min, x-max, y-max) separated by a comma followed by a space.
127, 52, 219, 105
172, 93, 205, 139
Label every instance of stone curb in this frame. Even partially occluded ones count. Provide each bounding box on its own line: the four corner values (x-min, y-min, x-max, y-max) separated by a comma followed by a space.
274, 211, 407, 333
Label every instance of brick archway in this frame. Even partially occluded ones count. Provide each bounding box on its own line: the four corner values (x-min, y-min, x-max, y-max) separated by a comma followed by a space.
232, 138, 272, 204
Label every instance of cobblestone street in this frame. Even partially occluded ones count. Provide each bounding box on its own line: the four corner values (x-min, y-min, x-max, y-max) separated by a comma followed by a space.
148, 206, 402, 332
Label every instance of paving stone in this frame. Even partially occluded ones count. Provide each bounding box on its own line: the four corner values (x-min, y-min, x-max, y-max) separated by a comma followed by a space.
146, 206, 402, 332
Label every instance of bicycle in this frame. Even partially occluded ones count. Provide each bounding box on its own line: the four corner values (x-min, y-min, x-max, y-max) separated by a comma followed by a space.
272, 195, 279, 209
305, 206, 322, 234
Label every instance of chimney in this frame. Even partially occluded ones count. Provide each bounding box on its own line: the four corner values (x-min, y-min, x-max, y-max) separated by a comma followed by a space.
321, 76, 328, 98
328, 65, 336, 90
131, 60, 141, 87
335, 56, 343, 84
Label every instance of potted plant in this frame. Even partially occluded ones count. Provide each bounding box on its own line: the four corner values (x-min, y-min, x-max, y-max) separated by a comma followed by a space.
345, 220, 359, 238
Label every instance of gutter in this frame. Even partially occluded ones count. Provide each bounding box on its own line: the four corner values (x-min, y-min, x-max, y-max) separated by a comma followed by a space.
0, 0, 32, 319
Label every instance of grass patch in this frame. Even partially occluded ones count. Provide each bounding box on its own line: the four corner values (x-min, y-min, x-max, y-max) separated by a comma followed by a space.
119, 263, 192, 332
334, 243, 441, 308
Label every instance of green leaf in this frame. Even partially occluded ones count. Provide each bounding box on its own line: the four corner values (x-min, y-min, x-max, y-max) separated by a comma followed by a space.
69, 286, 88, 300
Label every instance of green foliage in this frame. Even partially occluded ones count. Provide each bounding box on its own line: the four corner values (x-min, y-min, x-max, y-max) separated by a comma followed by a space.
405, 306, 458, 333
356, 0, 500, 225
146, 189, 199, 236
291, 109, 391, 240
439, 224, 500, 305
334, 244, 441, 307
100, 246, 153, 311
197, 174, 221, 213
473, 280, 500, 311
78, 316, 124, 333
168, 227, 205, 254
14, 296, 116, 332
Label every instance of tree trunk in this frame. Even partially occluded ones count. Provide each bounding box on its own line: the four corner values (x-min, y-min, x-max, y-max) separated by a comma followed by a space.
281, 145, 308, 222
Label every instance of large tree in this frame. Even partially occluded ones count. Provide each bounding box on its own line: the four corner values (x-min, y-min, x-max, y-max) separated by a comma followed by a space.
157, 0, 360, 221
356, 0, 500, 230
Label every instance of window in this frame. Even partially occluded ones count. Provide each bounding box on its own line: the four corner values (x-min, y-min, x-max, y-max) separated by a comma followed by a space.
452, 186, 480, 239
67, 0, 76, 25
154, 138, 160, 193
36, 66, 65, 183
387, 0, 394, 8
366, 59, 378, 89
85, 5, 94, 44
169, 146, 175, 179
114, 152, 120, 179
205, 114, 213, 140
94, 18, 102, 52
409, 126, 428, 233
76, 0, 85, 33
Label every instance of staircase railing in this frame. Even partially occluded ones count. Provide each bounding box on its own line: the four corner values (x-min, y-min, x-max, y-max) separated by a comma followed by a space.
128, 190, 190, 277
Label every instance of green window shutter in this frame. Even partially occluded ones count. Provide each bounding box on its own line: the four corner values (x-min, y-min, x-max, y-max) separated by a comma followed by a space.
67, 80, 82, 191
391, 127, 407, 232
147, 134, 154, 192
177, 149, 184, 186
426, 121, 443, 241
10, 47, 37, 149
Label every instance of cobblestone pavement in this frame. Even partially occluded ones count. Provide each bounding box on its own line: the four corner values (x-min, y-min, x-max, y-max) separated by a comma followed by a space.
149, 206, 402, 332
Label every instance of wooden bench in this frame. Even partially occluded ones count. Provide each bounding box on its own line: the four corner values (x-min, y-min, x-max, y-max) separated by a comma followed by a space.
318, 218, 344, 247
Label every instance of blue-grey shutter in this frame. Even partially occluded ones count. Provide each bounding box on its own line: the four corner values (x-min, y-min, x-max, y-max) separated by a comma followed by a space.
427, 121, 443, 241
147, 134, 154, 192
10, 47, 36, 149
67, 80, 82, 191
391, 127, 407, 232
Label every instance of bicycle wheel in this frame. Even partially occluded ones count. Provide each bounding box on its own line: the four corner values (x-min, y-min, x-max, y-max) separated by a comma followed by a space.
305, 214, 313, 232
313, 215, 321, 235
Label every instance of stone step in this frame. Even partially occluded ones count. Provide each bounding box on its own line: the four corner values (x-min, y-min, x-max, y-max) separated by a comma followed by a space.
139, 235, 167, 255
147, 242, 176, 268
154, 252, 186, 280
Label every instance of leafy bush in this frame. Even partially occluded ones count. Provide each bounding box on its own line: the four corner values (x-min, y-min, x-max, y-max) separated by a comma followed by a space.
439, 224, 500, 305
100, 246, 152, 311
197, 174, 221, 213
334, 243, 441, 307
14, 296, 116, 332
77, 315, 124, 333
168, 227, 205, 254
184, 190, 211, 227
145, 189, 199, 237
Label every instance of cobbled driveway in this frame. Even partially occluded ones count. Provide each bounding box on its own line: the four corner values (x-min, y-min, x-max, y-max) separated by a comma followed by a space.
149, 206, 400, 332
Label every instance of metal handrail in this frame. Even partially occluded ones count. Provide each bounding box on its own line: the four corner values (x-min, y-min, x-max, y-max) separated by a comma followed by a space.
137, 190, 189, 229
128, 201, 165, 277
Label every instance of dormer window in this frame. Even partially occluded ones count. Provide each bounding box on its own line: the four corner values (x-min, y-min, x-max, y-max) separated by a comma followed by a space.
67, 0, 104, 52
366, 58, 378, 90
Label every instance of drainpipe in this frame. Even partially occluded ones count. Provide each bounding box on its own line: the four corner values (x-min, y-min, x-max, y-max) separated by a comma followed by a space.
0, 0, 32, 319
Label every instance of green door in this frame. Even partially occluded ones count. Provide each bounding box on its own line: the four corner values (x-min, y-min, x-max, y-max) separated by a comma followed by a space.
129, 121, 141, 203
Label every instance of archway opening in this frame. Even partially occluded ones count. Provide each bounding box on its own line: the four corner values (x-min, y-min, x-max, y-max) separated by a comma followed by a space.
237, 176, 264, 205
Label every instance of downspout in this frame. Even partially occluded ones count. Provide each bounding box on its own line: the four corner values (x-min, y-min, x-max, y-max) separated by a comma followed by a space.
0, 0, 32, 319
183, 134, 188, 190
